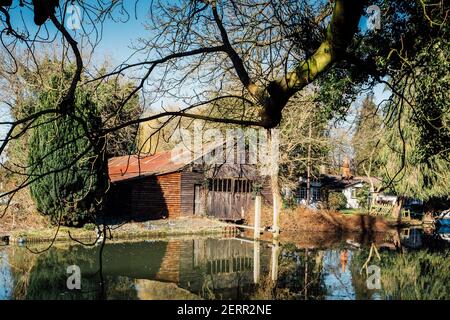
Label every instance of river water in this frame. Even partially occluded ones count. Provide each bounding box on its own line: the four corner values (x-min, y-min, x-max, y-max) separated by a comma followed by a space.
0, 227, 449, 300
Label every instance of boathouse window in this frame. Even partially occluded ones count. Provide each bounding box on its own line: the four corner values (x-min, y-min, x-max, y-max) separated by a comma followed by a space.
208, 178, 253, 193
208, 178, 232, 192
234, 179, 253, 193
223, 179, 231, 192
298, 187, 320, 201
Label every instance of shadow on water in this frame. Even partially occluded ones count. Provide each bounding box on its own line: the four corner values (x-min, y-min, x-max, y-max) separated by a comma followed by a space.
0, 228, 449, 300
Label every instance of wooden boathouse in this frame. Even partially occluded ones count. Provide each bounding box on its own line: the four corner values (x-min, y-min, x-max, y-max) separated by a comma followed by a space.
107, 147, 272, 221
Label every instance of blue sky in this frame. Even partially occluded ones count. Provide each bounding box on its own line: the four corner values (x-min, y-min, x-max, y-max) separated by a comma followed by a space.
3, 1, 150, 63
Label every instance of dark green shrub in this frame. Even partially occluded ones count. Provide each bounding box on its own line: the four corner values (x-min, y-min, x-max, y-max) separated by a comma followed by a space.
28, 72, 108, 227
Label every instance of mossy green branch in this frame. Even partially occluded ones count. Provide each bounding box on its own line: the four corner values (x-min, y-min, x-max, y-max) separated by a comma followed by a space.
260, 0, 366, 128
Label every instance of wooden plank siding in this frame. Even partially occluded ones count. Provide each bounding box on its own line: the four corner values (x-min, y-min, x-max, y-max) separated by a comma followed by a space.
204, 178, 273, 221
260, 179, 274, 207
206, 192, 252, 220
107, 172, 182, 220
180, 171, 204, 216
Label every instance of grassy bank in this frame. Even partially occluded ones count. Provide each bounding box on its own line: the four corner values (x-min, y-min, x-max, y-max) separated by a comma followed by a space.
1, 214, 238, 244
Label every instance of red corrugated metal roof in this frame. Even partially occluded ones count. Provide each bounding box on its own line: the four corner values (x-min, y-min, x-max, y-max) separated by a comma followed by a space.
108, 142, 234, 183
108, 150, 188, 183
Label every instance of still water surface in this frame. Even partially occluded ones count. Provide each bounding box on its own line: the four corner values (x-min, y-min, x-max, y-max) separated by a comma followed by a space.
0, 228, 449, 300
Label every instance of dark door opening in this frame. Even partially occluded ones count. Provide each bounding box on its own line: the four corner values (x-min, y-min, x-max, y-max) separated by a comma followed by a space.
194, 184, 202, 215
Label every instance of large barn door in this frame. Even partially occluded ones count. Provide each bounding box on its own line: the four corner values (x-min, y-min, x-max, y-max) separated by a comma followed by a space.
206, 178, 253, 220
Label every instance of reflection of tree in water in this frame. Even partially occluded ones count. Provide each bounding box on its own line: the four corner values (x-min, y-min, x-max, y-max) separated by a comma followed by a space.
9, 246, 138, 300
199, 269, 249, 300
321, 249, 356, 299
103, 276, 139, 300
6, 247, 39, 300
379, 250, 450, 300
251, 243, 326, 300
8, 246, 93, 299
349, 250, 379, 300
351, 247, 450, 300
253, 238, 450, 300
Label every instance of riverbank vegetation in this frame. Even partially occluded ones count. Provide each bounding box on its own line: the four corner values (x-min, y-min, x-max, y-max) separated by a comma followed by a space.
0, 213, 235, 244
247, 206, 401, 234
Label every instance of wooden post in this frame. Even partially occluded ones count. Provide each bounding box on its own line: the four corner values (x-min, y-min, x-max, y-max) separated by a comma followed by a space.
304, 248, 308, 299
306, 122, 312, 206
253, 239, 260, 284
272, 193, 280, 238
254, 195, 261, 239
271, 239, 280, 282
254, 194, 261, 283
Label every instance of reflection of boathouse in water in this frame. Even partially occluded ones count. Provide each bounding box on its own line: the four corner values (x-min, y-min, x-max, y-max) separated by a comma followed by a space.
77, 238, 270, 299
155, 238, 265, 298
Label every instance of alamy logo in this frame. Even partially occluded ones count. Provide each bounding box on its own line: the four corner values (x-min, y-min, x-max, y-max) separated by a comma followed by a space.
366, 265, 381, 290
170, 125, 279, 175
66, 265, 81, 290
366, 5, 381, 31
66, 4, 82, 30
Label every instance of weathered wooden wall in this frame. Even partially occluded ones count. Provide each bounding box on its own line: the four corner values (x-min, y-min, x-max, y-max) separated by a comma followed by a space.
205, 178, 273, 221
180, 171, 204, 216
260, 179, 274, 206
108, 172, 182, 220
206, 191, 252, 220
